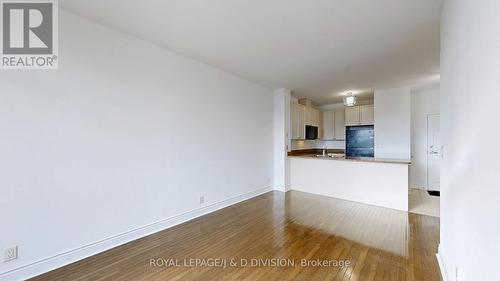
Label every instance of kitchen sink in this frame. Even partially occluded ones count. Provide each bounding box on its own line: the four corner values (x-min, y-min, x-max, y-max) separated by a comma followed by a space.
315, 153, 345, 158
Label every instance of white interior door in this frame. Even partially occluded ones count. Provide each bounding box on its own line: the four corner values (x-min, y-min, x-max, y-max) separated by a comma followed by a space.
427, 114, 441, 191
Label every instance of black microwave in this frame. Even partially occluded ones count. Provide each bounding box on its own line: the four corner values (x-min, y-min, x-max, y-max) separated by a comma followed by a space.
305, 125, 318, 140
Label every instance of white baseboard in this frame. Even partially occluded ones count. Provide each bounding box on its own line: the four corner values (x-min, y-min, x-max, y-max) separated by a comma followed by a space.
436, 244, 449, 281
0, 187, 272, 281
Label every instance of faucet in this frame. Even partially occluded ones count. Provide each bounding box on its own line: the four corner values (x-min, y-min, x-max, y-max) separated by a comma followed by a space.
322, 148, 327, 157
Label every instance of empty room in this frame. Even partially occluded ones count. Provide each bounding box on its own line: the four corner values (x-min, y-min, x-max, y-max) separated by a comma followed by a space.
1, 0, 499, 280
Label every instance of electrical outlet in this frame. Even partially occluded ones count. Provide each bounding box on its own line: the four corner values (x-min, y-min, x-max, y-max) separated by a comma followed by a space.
199, 196, 205, 204
4, 246, 18, 262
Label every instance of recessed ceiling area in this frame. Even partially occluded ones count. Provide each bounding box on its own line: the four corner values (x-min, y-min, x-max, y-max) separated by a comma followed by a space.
60, 0, 442, 105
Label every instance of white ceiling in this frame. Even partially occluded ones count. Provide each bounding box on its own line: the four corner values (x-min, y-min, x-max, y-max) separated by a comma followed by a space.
60, 0, 442, 104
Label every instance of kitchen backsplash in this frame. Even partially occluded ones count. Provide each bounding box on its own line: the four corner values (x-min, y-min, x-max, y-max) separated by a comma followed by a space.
291, 139, 346, 150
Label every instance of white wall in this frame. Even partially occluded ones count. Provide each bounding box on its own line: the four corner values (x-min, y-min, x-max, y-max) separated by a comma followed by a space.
440, 1, 500, 281
273, 88, 291, 192
0, 10, 273, 280
374, 88, 411, 160
410, 85, 440, 189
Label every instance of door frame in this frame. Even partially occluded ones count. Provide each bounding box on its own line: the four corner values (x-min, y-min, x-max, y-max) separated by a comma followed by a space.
426, 114, 440, 191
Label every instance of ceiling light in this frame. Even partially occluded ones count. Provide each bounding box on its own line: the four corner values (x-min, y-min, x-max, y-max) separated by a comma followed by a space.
343, 92, 357, 107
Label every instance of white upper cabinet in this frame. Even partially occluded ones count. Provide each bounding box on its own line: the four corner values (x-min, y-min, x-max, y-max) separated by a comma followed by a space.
305, 107, 320, 127
345, 106, 361, 126
360, 105, 374, 125
334, 110, 346, 140
322, 111, 335, 140
313, 108, 320, 127
290, 102, 307, 139
305, 107, 311, 126
290, 99, 322, 139
345, 105, 374, 126
291, 101, 299, 139
321, 110, 345, 140
298, 104, 306, 139
297, 104, 307, 140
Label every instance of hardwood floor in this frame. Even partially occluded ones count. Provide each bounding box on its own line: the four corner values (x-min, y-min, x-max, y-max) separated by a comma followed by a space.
31, 191, 441, 281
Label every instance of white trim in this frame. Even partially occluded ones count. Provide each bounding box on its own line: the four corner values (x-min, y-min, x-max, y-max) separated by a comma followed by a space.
0, 187, 273, 281
436, 244, 449, 281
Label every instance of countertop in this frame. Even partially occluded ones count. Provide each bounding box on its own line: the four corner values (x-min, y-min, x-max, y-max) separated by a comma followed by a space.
287, 148, 345, 156
288, 154, 411, 165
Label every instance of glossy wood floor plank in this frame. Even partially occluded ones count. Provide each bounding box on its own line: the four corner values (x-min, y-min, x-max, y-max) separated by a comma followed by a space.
31, 191, 441, 281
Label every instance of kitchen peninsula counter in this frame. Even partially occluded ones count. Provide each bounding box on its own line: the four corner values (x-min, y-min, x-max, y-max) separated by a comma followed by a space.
288, 155, 411, 165
288, 155, 409, 211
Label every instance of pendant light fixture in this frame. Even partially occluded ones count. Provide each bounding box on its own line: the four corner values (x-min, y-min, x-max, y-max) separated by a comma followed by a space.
343, 92, 357, 107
